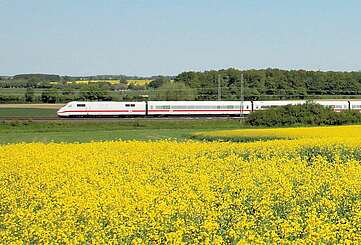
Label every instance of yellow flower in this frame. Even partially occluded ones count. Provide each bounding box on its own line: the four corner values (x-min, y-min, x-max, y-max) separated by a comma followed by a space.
1, 133, 361, 243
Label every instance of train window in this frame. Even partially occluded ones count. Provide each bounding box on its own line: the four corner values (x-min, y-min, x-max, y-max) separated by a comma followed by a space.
125, 104, 135, 107
171, 106, 183, 109
77, 104, 86, 107
156, 105, 170, 109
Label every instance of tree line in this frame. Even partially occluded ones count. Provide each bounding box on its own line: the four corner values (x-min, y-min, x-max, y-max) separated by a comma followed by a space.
2, 68, 361, 103
173, 68, 361, 100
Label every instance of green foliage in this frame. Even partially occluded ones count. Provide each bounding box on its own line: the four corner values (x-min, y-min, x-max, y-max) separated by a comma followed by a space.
246, 103, 361, 127
25, 88, 35, 102
147, 77, 170, 89
175, 68, 361, 100
127, 83, 146, 90
0, 95, 24, 103
79, 85, 111, 101
2, 69, 361, 103
41, 89, 59, 103
13, 74, 61, 81
156, 81, 196, 100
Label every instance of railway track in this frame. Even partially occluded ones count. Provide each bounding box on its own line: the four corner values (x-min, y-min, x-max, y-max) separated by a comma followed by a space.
0, 116, 244, 122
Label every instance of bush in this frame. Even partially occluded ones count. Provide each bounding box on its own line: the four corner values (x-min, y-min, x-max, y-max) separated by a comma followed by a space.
0, 95, 24, 103
246, 103, 361, 127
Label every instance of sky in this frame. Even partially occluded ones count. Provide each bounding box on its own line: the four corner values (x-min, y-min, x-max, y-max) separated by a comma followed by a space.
1, 0, 360, 76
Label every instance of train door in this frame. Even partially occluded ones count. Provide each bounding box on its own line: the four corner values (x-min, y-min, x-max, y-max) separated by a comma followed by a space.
75, 103, 88, 117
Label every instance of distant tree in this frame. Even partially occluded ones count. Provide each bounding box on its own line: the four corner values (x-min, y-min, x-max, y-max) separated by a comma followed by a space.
61, 87, 75, 96
0, 95, 24, 103
147, 77, 170, 89
113, 82, 128, 91
174, 69, 361, 100
41, 89, 58, 103
25, 79, 38, 88
119, 79, 128, 85
25, 88, 35, 102
4, 69, 361, 101
80, 85, 110, 101
13, 74, 60, 81
128, 83, 146, 90
157, 81, 196, 100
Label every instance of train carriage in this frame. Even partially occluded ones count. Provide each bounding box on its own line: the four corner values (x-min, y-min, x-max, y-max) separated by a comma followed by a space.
253, 100, 305, 110
314, 100, 349, 112
349, 100, 361, 111
57, 101, 146, 117
57, 99, 361, 117
147, 101, 252, 116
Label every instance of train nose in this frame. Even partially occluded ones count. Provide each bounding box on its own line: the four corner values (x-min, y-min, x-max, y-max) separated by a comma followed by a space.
57, 109, 65, 117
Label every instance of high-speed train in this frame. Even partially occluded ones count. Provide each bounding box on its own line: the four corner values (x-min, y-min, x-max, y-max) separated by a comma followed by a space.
56, 100, 361, 117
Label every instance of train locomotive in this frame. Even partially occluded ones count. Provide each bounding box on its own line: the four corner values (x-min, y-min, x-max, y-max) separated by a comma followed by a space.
57, 100, 361, 117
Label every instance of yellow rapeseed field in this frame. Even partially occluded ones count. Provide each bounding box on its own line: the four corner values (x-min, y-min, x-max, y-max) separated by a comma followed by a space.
65, 79, 152, 86
127, 79, 152, 86
67, 80, 121, 85
2, 134, 361, 243
194, 125, 361, 140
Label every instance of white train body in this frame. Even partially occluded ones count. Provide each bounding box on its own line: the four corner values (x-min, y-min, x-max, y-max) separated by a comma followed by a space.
253, 100, 306, 110
57, 100, 361, 117
349, 100, 361, 111
57, 101, 146, 117
313, 100, 349, 111
147, 101, 252, 116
